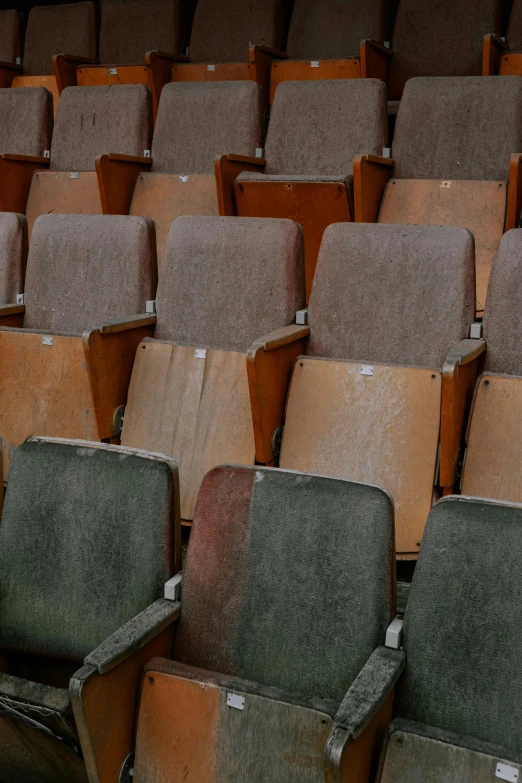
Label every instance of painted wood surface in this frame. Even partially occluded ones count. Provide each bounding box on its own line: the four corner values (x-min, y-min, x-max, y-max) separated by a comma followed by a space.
269, 58, 361, 105
171, 62, 250, 83
76, 65, 149, 88
26, 171, 102, 238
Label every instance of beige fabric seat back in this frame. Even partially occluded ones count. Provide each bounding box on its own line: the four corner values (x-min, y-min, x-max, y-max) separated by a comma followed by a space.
0, 213, 26, 303
100, 0, 186, 65
0, 9, 21, 64
0, 88, 51, 157
23, 2, 97, 76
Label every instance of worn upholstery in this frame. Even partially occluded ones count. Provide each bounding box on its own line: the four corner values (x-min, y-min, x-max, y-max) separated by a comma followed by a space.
0, 88, 51, 157
397, 496, 522, 763
307, 223, 475, 369
23, 214, 156, 335
0, 213, 26, 303
100, 0, 184, 65
50, 85, 151, 172
0, 10, 21, 64
155, 215, 305, 350
388, 0, 503, 99
152, 81, 262, 174
23, 2, 97, 76
174, 466, 394, 702
0, 439, 177, 662
189, 0, 286, 63
393, 77, 522, 181
286, 0, 389, 60
507, 0, 522, 51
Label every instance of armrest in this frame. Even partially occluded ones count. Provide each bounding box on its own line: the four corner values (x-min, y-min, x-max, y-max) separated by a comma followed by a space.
247, 325, 310, 464
146, 50, 190, 118
249, 44, 287, 112
0, 303, 24, 329
0, 61, 22, 71
250, 44, 287, 59
507, 153, 522, 230
440, 338, 486, 489
96, 154, 152, 215
94, 314, 157, 335
482, 33, 507, 75
53, 53, 99, 93
215, 153, 266, 216
360, 39, 392, 81
0, 61, 21, 88
0, 154, 49, 212
146, 50, 190, 63
0, 304, 25, 317
353, 154, 394, 223
3, 154, 49, 165
84, 598, 180, 675
325, 647, 406, 777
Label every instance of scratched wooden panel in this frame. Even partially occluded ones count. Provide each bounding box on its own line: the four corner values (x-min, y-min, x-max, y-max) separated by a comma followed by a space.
26, 171, 102, 239
280, 359, 441, 556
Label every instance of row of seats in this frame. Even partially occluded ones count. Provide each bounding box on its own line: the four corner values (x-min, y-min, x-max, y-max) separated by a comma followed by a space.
0, 437, 520, 781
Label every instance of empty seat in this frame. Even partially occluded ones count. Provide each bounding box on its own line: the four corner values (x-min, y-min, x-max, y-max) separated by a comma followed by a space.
0, 214, 157, 476
388, 0, 503, 99
377, 494, 522, 781
121, 215, 305, 523
133, 464, 404, 782
234, 78, 387, 299
0, 9, 21, 68
0, 437, 180, 783
25, 84, 152, 237
278, 222, 481, 558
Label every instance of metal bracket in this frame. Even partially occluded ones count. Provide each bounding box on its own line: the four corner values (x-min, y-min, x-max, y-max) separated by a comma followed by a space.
382, 147, 391, 158
179, 175, 188, 183
109, 67, 118, 75
70, 172, 78, 180
470, 321, 483, 339
385, 617, 403, 649
360, 365, 374, 376
310, 60, 320, 67
113, 405, 125, 436
164, 572, 182, 601
44, 150, 50, 158
207, 64, 216, 71
496, 763, 519, 782
195, 348, 206, 359
145, 300, 156, 314
255, 147, 265, 158
16, 294, 24, 305
42, 336, 53, 346
295, 308, 308, 325
144, 150, 151, 158
226, 693, 245, 711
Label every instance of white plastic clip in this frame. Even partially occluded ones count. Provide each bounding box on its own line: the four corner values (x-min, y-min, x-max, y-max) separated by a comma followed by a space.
386, 617, 404, 649
164, 572, 182, 601
207, 64, 216, 71
227, 693, 245, 710
382, 147, 391, 158
42, 336, 53, 346
296, 308, 308, 326
470, 321, 483, 339
195, 348, 207, 359
310, 60, 320, 67
496, 763, 519, 782
145, 300, 156, 314
15, 57, 22, 65
255, 148, 265, 158
16, 294, 24, 305
70, 172, 78, 180
179, 175, 188, 183
360, 365, 374, 376
44, 150, 50, 158
384, 41, 391, 49
109, 67, 118, 75
144, 150, 151, 158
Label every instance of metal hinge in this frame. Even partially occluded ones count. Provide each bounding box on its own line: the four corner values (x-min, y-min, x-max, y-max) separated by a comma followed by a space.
385, 617, 403, 649
295, 308, 308, 325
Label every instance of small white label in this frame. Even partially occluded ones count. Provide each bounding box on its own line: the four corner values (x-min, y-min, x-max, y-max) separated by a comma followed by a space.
226, 693, 245, 711
70, 172, 78, 180
44, 150, 50, 158
207, 64, 216, 71
195, 348, 206, 359
179, 175, 188, 183
440, 181, 452, 189
109, 67, 118, 75
496, 764, 519, 782
311, 60, 320, 67
360, 365, 374, 376
144, 150, 151, 158
42, 336, 53, 346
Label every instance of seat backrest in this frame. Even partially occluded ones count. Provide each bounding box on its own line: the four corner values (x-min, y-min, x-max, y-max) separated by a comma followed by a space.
265, 79, 386, 176
155, 216, 304, 350
0, 438, 179, 662
483, 229, 522, 375
174, 466, 394, 701
0, 10, 21, 64
397, 495, 522, 762
393, 77, 522, 181
388, 0, 503, 99
23, 214, 157, 334
0, 87, 51, 157
0, 213, 26, 304
99, 0, 184, 65
507, 0, 522, 52
152, 81, 262, 174
23, 1, 97, 77
286, 0, 389, 60
50, 84, 151, 172
189, 0, 286, 63
307, 223, 475, 369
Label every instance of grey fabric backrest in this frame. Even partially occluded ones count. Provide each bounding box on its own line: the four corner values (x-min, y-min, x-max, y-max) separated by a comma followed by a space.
483, 229, 522, 375
23, 214, 157, 335
507, 0, 522, 52
174, 466, 394, 701
388, 0, 503, 100
50, 85, 152, 172
100, 0, 184, 65
397, 496, 522, 763
393, 77, 522, 181
0, 213, 26, 303
307, 223, 475, 369
0, 438, 178, 662
265, 79, 387, 176
152, 81, 262, 174
0, 10, 21, 64
24, 2, 97, 76
286, 0, 389, 60
190, 0, 286, 63
0, 88, 51, 157
155, 216, 305, 351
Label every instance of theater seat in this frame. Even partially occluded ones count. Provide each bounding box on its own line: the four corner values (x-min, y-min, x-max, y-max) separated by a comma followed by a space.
0, 437, 180, 783
269, 0, 391, 104
0, 9, 21, 72
121, 215, 306, 523
484, 0, 522, 75
234, 78, 387, 299
377, 494, 522, 781
278, 222, 482, 558
0, 214, 157, 477
133, 464, 404, 783
25, 84, 152, 237
10, 2, 97, 113
356, 76, 522, 314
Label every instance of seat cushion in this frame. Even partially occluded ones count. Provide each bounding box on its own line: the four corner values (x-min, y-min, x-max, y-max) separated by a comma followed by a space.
0, 10, 21, 64
0, 88, 51, 157
23, 2, 97, 77
99, 0, 184, 65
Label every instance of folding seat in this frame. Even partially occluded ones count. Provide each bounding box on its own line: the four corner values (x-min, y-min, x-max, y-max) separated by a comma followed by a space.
377, 494, 522, 781
132, 464, 404, 782
120, 215, 306, 524
234, 78, 387, 299
24, 84, 151, 237
387, 0, 504, 100
0, 9, 21, 74
357, 76, 522, 314
277, 222, 482, 559
0, 436, 181, 783
0, 214, 157, 477
269, 0, 391, 105
8, 2, 97, 112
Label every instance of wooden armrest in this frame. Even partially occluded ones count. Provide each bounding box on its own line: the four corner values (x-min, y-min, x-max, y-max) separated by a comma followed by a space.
0, 155, 49, 212
353, 154, 394, 223
146, 50, 190, 63
146, 50, 189, 118
2, 154, 50, 165
215, 153, 266, 216
0, 304, 25, 316
249, 45, 287, 112
482, 33, 507, 75
96, 314, 157, 335
440, 338, 486, 489
250, 44, 287, 59
105, 153, 152, 165
362, 39, 392, 57
0, 61, 22, 88
53, 53, 99, 93
56, 53, 99, 64
360, 39, 391, 80
0, 61, 22, 72
250, 324, 310, 352
507, 153, 522, 230
226, 153, 266, 166
96, 154, 153, 215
